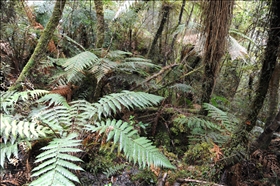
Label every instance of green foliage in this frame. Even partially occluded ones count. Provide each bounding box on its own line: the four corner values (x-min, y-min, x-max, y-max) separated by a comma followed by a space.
183, 142, 213, 165
86, 119, 175, 169
1, 90, 49, 114
37, 93, 70, 108
103, 163, 126, 178
1, 88, 174, 185
174, 103, 237, 144
0, 114, 48, 144
0, 143, 19, 168
169, 83, 194, 94
63, 51, 100, 83
30, 133, 83, 186
131, 168, 157, 184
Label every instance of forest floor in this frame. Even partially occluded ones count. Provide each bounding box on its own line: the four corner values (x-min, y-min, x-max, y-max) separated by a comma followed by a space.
1, 136, 279, 186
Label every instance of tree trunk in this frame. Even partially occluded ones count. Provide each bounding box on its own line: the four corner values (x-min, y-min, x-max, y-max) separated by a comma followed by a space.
265, 62, 280, 128
227, 0, 280, 149
199, 0, 234, 115
94, 0, 105, 48
167, 0, 186, 64
250, 108, 280, 152
9, 0, 67, 91
147, 2, 170, 59
243, 0, 280, 132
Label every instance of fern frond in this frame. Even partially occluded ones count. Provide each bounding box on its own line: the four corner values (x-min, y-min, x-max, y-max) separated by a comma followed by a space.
90, 58, 117, 81
0, 90, 49, 114
30, 133, 83, 186
175, 116, 223, 132
92, 91, 164, 119
37, 93, 70, 108
63, 51, 100, 83
169, 83, 194, 93
37, 105, 71, 131
86, 119, 175, 169
107, 50, 132, 59
203, 103, 233, 131
0, 142, 18, 168
0, 91, 17, 113
0, 114, 48, 144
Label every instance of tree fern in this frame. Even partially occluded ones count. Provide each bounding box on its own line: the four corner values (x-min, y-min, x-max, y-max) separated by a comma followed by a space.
30, 133, 83, 186
85, 119, 175, 169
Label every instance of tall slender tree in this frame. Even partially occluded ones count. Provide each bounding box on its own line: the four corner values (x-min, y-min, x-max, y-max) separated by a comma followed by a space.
199, 0, 234, 115
147, 1, 171, 59
9, 0, 67, 91
228, 0, 280, 151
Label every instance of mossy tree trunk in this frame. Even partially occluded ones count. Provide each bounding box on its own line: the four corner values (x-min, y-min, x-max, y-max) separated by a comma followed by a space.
199, 0, 234, 115
9, 0, 66, 91
94, 0, 105, 48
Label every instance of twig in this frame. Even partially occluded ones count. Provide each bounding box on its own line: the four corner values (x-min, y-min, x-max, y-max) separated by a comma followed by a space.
157, 172, 168, 186
130, 63, 178, 91
176, 178, 225, 186
151, 65, 204, 93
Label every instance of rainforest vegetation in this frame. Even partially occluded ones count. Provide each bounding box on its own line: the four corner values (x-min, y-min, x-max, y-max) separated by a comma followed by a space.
0, 0, 280, 185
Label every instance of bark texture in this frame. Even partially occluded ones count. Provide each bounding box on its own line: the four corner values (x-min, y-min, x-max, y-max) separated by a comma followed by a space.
94, 0, 105, 48
9, 0, 67, 91
199, 0, 234, 115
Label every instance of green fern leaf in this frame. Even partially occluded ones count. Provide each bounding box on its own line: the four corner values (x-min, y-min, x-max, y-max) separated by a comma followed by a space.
86, 119, 175, 169
63, 51, 99, 83
1, 114, 48, 145
0, 142, 18, 168
31, 133, 83, 186
91, 91, 163, 119
37, 93, 70, 108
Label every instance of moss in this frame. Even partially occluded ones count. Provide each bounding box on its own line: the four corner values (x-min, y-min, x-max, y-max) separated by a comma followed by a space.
84, 150, 118, 175
183, 142, 212, 165
131, 169, 157, 184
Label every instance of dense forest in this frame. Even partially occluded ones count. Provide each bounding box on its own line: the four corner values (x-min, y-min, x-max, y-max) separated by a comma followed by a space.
0, 0, 279, 185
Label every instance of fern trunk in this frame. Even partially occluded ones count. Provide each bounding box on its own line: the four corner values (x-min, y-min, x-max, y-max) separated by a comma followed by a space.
9, 0, 66, 91
199, 0, 234, 115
